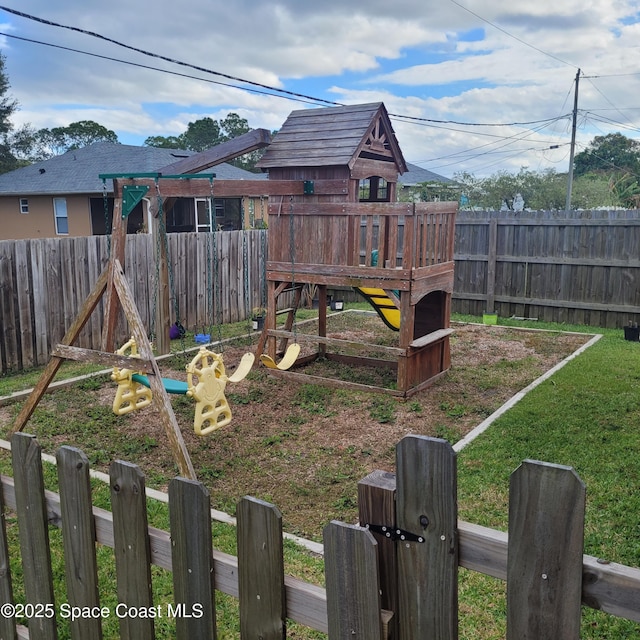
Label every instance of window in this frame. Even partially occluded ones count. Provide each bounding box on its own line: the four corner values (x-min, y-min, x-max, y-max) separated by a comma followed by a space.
359, 176, 390, 202
195, 198, 213, 232
53, 198, 68, 235
19, 198, 29, 214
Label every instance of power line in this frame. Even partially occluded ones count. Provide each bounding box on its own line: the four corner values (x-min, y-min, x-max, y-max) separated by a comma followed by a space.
0, 5, 342, 108
1, 5, 577, 131
446, 0, 579, 69
0, 32, 323, 106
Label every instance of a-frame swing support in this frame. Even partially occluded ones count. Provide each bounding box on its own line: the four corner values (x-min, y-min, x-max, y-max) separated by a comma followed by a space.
12, 176, 201, 480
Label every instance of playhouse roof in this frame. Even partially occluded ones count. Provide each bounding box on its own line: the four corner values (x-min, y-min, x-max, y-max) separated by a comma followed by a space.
257, 102, 408, 174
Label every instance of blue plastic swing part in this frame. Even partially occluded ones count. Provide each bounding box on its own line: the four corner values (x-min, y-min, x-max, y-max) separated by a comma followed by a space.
131, 373, 188, 395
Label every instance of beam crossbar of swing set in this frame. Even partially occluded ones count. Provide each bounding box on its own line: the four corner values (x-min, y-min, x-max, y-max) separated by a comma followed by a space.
99, 173, 217, 180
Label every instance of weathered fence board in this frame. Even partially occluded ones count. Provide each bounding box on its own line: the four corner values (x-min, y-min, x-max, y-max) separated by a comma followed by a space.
56, 446, 103, 640
237, 496, 286, 639
168, 478, 216, 640
396, 435, 458, 639
11, 433, 58, 640
0, 477, 16, 640
324, 521, 383, 639
507, 460, 586, 639
110, 461, 155, 640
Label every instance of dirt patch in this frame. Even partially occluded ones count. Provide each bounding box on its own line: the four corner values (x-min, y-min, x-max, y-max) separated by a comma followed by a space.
0, 315, 592, 540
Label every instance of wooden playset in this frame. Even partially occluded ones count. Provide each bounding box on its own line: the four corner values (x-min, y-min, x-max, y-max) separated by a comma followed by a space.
255, 102, 457, 396
12, 104, 457, 479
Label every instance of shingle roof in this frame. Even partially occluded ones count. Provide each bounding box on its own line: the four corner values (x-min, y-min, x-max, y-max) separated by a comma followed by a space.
0, 142, 264, 196
256, 102, 407, 172
399, 163, 453, 186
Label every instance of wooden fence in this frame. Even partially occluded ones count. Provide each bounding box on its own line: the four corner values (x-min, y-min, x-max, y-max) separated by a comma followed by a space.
0, 230, 268, 374
2, 210, 640, 374
454, 209, 640, 327
1, 433, 638, 639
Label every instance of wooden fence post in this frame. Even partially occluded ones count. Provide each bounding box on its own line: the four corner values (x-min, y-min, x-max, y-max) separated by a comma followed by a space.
324, 521, 383, 639
507, 460, 585, 639
0, 470, 16, 640
486, 217, 498, 314
109, 460, 154, 640
56, 446, 103, 640
236, 496, 286, 639
358, 469, 397, 638
168, 478, 216, 640
11, 432, 58, 640
395, 435, 458, 639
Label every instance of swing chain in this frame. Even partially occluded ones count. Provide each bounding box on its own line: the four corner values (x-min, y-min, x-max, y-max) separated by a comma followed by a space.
102, 178, 112, 255
155, 178, 184, 349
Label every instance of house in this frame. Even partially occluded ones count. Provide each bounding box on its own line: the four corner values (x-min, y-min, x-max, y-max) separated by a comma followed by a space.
0, 142, 267, 240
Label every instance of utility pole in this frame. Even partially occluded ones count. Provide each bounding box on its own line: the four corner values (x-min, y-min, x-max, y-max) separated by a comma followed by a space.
565, 69, 581, 212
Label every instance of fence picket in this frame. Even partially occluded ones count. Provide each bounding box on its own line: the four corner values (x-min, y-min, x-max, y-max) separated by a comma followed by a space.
507, 460, 586, 639
11, 433, 58, 640
109, 461, 154, 640
168, 478, 216, 640
237, 496, 286, 639
396, 435, 458, 639
0, 476, 16, 640
56, 446, 103, 640
324, 521, 383, 639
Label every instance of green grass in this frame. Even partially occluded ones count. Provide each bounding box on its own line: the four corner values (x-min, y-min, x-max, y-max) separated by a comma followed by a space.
452, 314, 640, 638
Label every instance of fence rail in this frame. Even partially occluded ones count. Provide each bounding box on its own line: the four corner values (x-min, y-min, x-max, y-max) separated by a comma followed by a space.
2, 210, 640, 374
1, 433, 638, 639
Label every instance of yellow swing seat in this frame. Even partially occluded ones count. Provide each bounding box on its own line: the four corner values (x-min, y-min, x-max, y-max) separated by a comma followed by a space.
259, 342, 301, 371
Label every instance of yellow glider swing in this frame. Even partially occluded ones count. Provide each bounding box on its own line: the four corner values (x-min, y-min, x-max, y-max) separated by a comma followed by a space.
111, 337, 254, 436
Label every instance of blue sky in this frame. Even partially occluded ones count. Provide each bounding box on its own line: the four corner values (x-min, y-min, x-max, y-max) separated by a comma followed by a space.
1, 0, 640, 178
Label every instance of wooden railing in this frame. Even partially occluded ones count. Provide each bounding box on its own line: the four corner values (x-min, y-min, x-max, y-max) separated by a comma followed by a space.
267, 202, 457, 273
1, 433, 638, 638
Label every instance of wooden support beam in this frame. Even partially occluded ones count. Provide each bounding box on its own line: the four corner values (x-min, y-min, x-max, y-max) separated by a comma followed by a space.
111, 260, 196, 480
50, 345, 155, 373
158, 129, 272, 175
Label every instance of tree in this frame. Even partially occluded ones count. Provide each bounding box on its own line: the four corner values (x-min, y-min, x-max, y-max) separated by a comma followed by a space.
144, 113, 263, 170
573, 133, 640, 177
0, 52, 22, 173
12, 121, 120, 162
180, 117, 222, 152
452, 167, 620, 211
56, 120, 119, 150
143, 134, 183, 148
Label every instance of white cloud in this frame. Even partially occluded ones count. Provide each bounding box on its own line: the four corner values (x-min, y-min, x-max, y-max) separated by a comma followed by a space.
2, 0, 640, 177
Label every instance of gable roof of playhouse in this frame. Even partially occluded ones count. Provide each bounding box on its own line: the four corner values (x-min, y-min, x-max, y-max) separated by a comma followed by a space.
257, 102, 408, 174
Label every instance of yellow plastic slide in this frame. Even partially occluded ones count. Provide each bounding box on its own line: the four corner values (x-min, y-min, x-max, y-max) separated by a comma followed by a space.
354, 287, 400, 331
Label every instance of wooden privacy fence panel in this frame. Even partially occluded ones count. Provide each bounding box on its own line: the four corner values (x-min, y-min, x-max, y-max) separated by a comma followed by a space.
454, 210, 640, 327
0, 230, 267, 374
0, 433, 638, 639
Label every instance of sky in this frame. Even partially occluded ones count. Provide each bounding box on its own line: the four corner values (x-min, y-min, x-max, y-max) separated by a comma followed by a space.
1, 0, 640, 179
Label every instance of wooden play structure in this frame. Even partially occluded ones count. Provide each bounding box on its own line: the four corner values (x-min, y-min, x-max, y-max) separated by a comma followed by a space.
11, 104, 456, 480
255, 102, 457, 396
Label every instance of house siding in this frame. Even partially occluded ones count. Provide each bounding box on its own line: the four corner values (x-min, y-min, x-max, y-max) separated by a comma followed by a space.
2, 194, 93, 239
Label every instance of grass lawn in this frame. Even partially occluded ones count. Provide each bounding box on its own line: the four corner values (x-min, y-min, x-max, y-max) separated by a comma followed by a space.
0, 310, 638, 638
